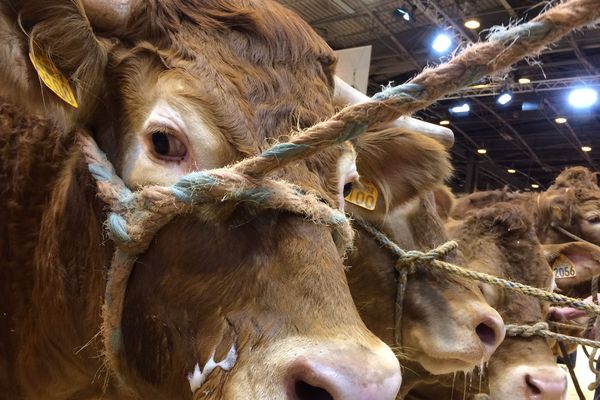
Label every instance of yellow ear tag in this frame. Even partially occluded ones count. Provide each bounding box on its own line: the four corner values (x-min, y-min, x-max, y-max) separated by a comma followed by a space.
552, 206, 562, 221
28, 51, 78, 108
553, 254, 577, 280
345, 180, 378, 211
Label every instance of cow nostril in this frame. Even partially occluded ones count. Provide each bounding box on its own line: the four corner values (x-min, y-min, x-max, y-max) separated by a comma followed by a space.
294, 380, 334, 400
475, 321, 496, 347
525, 374, 542, 395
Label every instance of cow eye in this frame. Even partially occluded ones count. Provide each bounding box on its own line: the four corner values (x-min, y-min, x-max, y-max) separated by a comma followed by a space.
343, 182, 353, 197
587, 215, 600, 224
149, 130, 187, 161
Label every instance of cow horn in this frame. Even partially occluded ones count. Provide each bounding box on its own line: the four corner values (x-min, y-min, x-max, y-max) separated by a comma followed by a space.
333, 76, 455, 149
82, 0, 132, 32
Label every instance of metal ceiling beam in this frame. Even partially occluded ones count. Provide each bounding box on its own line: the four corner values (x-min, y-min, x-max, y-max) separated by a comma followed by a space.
409, 0, 478, 42
497, 0, 518, 18
542, 99, 599, 170
355, 0, 422, 70
442, 75, 600, 99
472, 98, 554, 172
569, 34, 599, 75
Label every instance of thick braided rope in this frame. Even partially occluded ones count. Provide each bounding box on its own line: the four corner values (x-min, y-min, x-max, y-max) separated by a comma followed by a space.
80, 133, 353, 255
80, 133, 354, 388
232, 0, 600, 178
357, 220, 600, 316
507, 323, 600, 349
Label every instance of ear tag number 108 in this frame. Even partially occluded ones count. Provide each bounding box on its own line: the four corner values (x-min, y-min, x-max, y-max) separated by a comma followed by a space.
345, 181, 378, 211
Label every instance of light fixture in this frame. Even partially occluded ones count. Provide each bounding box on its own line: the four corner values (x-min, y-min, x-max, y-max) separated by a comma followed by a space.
439, 120, 450, 125
432, 33, 452, 53
497, 91, 513, 105
497, 80, 513, 105
518, 77, 531, 84
477, 148, 487, 155
394, 8, 412, 21
507, 168, 516, 174
531, 183, 540, 189
522, 101, 543, 111
450, 103, 470, 114
582, 146, 592, 152
568, 87, 598, 108
555, 117, 568, 124
464, 19, 481, 29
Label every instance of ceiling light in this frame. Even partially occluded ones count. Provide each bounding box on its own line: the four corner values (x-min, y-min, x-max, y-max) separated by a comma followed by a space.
555, 117, 568, 124
477, 148, 487, 155
582, 146, 592, 152
522, 101, 543, 111
464, 19, 481, 29
432, 33, 452, 53
497, 80, 513, 105
518, 77, 531, 84
531, 183, 540, 189
394, 8, 411, 21
497, 91, 513, 105
507, 168, 516, 174
568, 87, 598, 108
439, 120, 450, 125
450, 103, 470, 114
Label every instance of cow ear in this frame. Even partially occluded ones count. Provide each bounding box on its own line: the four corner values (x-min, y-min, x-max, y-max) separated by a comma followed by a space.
352, 128, 452, 218
542, 242, 600, 293
432, 185, 455, 222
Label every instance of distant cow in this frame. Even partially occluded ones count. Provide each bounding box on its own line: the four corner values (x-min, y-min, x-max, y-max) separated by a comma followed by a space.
0, 1, 456, 399
346, 181, 505, 396
409, 202, 600, 399
452, 167, 600, 298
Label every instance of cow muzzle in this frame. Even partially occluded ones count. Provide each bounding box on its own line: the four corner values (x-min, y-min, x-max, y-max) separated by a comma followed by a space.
225, 337, 401, 400
491, 365, 568, 400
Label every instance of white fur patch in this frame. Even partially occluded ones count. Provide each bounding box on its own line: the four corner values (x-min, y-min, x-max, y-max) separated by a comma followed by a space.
188, 344, 237, 393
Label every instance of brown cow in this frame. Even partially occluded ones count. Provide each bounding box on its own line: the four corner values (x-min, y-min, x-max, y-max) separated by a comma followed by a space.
409, 202, 600, 399
346, 188, 505, 397
0, 1, 455, 399
451, 167, 600, 298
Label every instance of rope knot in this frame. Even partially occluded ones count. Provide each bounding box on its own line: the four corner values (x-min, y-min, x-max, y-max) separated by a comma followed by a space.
395, 240, 458, 273
507, 322, 549, 338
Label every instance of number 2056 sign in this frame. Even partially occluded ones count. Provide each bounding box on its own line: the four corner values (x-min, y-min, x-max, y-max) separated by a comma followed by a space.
345, 181, 378, 211
553, 255, 577, 280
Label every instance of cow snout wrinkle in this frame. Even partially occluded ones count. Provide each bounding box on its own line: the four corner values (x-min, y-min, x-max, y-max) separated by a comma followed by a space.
285, 345, 401, 400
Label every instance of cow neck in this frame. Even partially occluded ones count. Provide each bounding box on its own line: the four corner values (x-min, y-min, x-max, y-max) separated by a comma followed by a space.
78, 132, 354, 391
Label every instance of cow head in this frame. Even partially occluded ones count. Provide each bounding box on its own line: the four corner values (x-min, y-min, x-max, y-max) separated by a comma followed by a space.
4, 1, 414, 398
448, 203, 568, 400
537, 167, 600, 247
345, 133, 505, 390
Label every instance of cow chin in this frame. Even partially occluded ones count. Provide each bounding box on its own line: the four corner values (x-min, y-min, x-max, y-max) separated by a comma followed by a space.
415, 354, 485, 376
